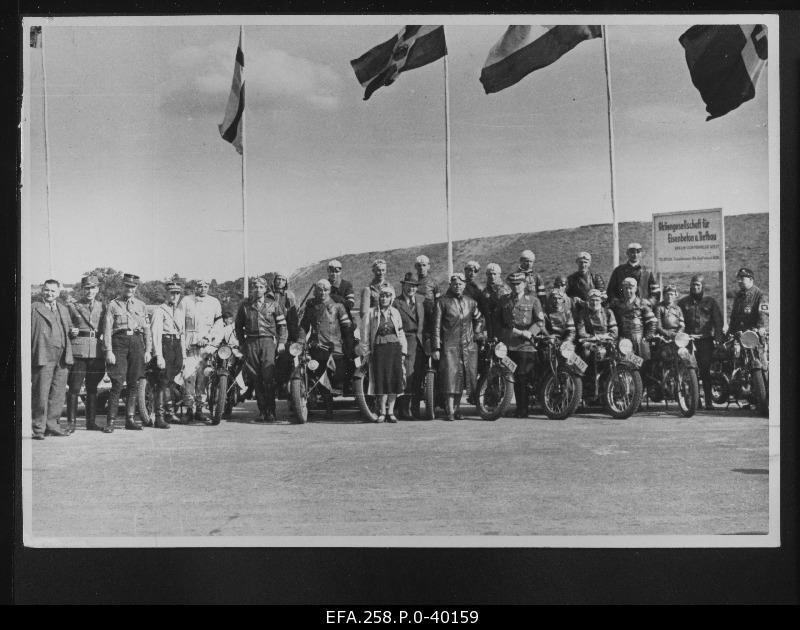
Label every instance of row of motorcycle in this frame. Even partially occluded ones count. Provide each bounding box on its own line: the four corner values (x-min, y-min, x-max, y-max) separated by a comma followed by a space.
127, 326, 768, 425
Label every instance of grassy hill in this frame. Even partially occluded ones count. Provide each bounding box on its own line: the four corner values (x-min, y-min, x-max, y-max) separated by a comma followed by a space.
289, 213, 769, 318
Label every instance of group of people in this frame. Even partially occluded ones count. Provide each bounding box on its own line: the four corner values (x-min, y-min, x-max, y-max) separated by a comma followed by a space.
30, 242, 769, 438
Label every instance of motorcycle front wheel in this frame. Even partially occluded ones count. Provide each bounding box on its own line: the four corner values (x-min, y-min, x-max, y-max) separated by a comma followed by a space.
603, 365, 643, 419
138, 378, 153, 426
751, 369, 768, 417
710, 371, 730, 405
211, 374, 227, 425
423, 370, 437, 420
353, 371, 379, 422
539, 369, 582, 420
290, 378, 308, 424
476, 368, 514, 421
673, 365, 699, 418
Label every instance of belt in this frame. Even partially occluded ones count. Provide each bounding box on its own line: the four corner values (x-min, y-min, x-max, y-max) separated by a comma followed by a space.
247, 334, 276, 339
162, 334, 181, 340
77, 330, 96, 337
113, 329, 143, 336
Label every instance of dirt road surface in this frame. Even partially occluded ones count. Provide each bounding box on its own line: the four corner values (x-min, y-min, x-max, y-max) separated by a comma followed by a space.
25, 400, 770, 541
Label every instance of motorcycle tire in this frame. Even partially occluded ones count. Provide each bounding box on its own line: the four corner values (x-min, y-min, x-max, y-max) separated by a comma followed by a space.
211, 374, 227, 425
539, 369, 582, 420
423, 371, 437, 420
710, 372, 730, 405
290, 378, 308, 424
675, 366, 699, 418
476, 368, 514, 421
751, 369, 768, 417
603, 365, 643, 419
353, 371, 379, 423
138, 378, 153, 426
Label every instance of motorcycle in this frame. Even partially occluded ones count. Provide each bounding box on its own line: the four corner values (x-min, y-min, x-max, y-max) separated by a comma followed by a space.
642, 332, 700, 417
530, 333, 584, 420
709, 329, 769, 416
474, 338, 516, 421
577, 334, 644, 419
204, 340, 245, 425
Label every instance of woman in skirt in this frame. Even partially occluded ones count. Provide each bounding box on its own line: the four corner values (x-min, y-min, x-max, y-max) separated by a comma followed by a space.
359, 285, 408, 423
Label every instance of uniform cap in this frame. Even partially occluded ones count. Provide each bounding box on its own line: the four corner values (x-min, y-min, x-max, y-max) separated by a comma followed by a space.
506, 271, 526, 285
122, 273, 140, 287
415, 254, 430, 265
519, 249, 535, 262
485, 263, 501, 274
327, 260, 342, 271
622, 277, 638, 287
81, 275, 98, 288
587, 289, 603, 299
196, 278, 211, 286
464, 260, 480, 271
450, 272, 466, 283
401, 272, 419, 286
576, 251, 592, 262
627, 242, 643, 251
736, 267, 754, 279
166, 281, 182, 293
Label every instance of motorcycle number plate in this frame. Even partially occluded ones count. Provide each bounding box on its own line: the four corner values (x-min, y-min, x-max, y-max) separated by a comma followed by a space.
626, 353, 644, 368
569, 354, 588, 373
500, 356, 517, 372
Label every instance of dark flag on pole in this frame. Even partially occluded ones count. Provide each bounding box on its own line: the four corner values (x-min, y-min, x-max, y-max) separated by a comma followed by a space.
350, 25, 447, 100
219, 27, 245, 154
679, 25, 767, 121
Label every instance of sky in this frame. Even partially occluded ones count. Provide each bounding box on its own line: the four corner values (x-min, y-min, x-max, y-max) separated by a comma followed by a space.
22, 16, 773, 285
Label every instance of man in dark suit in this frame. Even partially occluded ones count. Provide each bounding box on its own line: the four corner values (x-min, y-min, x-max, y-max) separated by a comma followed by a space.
31, 279, 74, 439
393, 272, 426, 418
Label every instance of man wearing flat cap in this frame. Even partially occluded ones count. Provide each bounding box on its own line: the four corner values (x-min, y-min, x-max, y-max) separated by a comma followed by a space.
432, 273, 485, 421
606, 242, 657, 304
517, 249, 546, 300
566, 252, 605, 309
481, 263, 510, 342
65, 275, 106, 432
236, 276, 288, 422
499, 271, 544, 418
728, 267, 768, 336
327, 260, 356, 315
394, 272, 426, 417
182, 277, 222, 422
31, 279, 74, 439
610, 277, 657, 360
103, 273, 152, 432
679, 275, 724, 410
149, 281, 186, 428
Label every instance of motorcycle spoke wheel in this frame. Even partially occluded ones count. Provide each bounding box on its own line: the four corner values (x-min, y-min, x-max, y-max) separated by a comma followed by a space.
539, 371, 582, 420
604, 367, 643, 419
476, 370, 513, 421
290, 379, 308, 424
673, 367, 699, 418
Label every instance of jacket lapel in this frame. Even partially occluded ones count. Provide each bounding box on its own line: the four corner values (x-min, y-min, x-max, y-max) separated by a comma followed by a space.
35, 302, 57, 327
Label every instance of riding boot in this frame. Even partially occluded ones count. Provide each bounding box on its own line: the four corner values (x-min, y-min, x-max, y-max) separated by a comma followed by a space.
85, 393, 102, 431
104, 388, 120, 433
154, 387, 170, 428
125, 387, 142, 430
444, 397, 455, 421
164, 397, 181, 424
703, 381, 715, 411
66, 393, 78, 434
324, 391, 334, 420
513, 381, 528, 418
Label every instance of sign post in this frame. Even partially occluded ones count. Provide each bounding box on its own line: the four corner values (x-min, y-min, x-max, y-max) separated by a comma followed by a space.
652, 208, 726, 325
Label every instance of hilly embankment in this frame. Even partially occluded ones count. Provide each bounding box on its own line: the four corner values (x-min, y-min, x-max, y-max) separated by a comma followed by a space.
289, 213, 769, 316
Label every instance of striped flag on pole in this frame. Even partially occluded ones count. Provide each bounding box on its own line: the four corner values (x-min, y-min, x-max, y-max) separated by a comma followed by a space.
350, 25, 447, 100
218, 27, 245, 154
679, 25, 768, 120
479, 25, 601, 94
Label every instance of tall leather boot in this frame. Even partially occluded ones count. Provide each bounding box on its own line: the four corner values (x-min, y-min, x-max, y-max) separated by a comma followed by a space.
164, 388, 181, 424
66, 393, 78, 434
104, 388, 120, 433
125, 386, 142, 430
85, 393, 102, 431
514, 381, 528, 418
154, 387, 170, 429
703, 380, 715, 411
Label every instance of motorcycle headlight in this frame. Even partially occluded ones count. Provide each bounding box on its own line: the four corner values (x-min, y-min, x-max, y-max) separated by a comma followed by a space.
674, 332, 690, 348
306, 359, 319, 371
494, 342, 508, 358
618, 338, 633, 355
559, 341, 575, 358
203, 366, 214, 377
217, 345, 232, 360
289, 342, 304, 357
677, 347, 690, 359
740, 330, 759, 349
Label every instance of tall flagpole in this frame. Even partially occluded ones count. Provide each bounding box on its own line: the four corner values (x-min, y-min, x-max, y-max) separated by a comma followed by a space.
40, 26, 55, 277
443, 52, 453, 277
602, 26, 620, 269
240, 25, 249, 299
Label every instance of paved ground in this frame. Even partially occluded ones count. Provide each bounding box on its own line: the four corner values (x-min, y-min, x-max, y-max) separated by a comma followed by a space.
25, 399, 770, 540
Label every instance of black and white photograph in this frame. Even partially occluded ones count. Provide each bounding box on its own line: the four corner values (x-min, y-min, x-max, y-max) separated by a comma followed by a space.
19, 13, 779, 549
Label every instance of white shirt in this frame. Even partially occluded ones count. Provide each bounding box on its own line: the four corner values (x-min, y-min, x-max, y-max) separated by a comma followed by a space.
182, 294, 222, 345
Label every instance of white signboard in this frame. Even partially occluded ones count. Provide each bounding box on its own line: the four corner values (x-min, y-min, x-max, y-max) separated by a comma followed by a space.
652, 208, 725, 273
